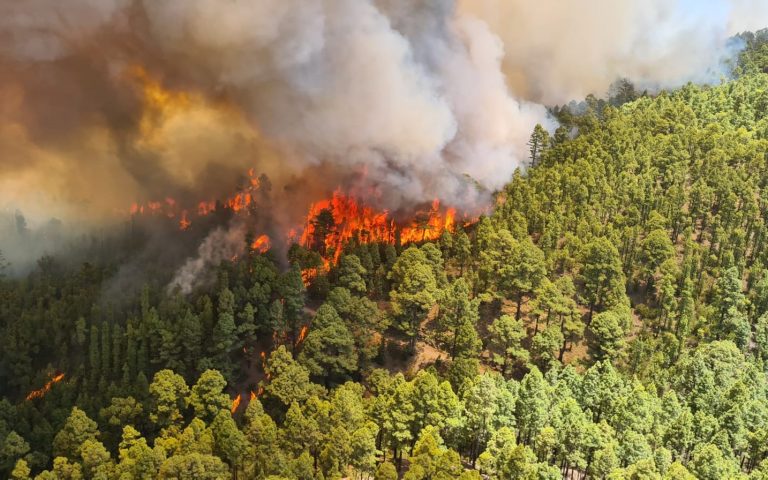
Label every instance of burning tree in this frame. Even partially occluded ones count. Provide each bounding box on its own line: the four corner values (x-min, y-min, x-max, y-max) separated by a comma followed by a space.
26, 373, 65, 401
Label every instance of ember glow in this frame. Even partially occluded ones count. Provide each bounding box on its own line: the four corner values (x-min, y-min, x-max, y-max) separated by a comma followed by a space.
179, 211, 191, 230
26, 373, 65, 401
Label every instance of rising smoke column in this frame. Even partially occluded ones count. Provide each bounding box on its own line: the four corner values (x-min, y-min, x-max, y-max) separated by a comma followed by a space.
170, 223, 249, 295
139, 0, 551, 210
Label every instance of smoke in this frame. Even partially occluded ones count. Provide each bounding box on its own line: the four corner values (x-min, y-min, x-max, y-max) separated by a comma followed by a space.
168, 223, 248, 295
458, 0, 768, 104
729, 0, 768, 34
137, 0, 553, 209
1, 0, 767, 268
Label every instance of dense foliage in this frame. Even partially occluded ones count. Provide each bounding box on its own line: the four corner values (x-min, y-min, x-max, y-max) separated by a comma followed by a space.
5, 40, 768, 480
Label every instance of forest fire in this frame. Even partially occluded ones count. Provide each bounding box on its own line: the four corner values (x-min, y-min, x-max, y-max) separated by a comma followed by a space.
26, 373, 65, 401
299, 191, 459, 266
400, 199, 456, 244
128, 173, 265, 235
126, 68, 464, 266
129, 178, 467, 272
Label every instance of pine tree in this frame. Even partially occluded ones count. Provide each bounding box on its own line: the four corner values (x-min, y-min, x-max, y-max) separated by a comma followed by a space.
337, 254, 367, 295
52, 408, 99, 460
579, 237, 627, 322
438, 278, 480, 359
389, 247, 439, 353
488, 315, 529, 375
281, 264, 306, 342
148, 370, 189, 431
211, 288, 238, 381
528, 124, 550, 167
189, 370, 230, 424
89, 323, 100, 385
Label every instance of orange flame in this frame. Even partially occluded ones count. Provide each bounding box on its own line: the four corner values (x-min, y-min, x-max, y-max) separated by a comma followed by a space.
297, 191, 460, 268
179, 210, 191, 230
251, 234, 271, 253
249, 390, 257, 401
299, 191, 394, 266
295, 325, 309, 347
26, 373, 65, 401
301, 268, 318, 287
129, 167, 263, 230
400, 199, 456, 244
198, 200, 216, 216
230, 394, 242, 414
128, 166, 468, 272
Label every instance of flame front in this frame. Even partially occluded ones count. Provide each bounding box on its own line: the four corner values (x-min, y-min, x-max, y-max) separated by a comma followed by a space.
300, 191, 394, 266
299, 191, 460, 267
26, 373, 65, 401
128, 168, 468, 273
129, 168, 263, 225
400, 199, 456, 244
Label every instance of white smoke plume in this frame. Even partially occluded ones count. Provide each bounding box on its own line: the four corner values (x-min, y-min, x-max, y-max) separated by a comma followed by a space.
168, 223, 247, 295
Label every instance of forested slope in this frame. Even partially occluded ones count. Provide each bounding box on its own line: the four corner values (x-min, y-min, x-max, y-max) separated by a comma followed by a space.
5, 50, 768, 480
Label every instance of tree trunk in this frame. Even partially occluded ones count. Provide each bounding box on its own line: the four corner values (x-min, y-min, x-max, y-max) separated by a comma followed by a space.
409, 315, 418, 354
559, 337, 568, 362
502, 349, 509, 376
